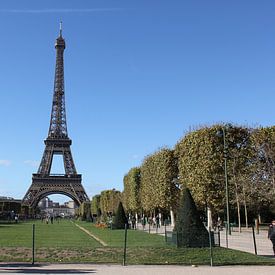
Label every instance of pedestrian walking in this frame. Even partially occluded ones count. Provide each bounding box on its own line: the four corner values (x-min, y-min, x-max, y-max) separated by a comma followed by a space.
156, 215, 160, 228
268, 220, 275, 256
131, 216, 136, 229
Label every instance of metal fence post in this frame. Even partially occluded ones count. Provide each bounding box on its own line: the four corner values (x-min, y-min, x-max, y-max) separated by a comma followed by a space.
32, 224, 35, 265
252, 225, 257, 255
123, 224, 128, 266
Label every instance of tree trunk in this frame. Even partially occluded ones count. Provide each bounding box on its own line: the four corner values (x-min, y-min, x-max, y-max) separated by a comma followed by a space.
236, 194, 241, 233
207, 207, 212, 230
159, 212, 162, 226
135, 212, 138, 228
242, 183, 248, 228
170, 208, 175, 227
233, 159, 241, 233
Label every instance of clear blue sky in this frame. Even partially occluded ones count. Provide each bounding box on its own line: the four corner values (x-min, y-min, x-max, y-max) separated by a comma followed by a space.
0, 1, 275, 203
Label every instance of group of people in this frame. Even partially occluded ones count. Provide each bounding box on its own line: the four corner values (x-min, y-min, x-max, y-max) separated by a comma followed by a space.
128, 215, 163, 230
41, 215, 54, 224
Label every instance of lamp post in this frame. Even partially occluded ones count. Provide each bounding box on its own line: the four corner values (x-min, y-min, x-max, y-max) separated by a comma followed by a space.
217, 125, 231, 248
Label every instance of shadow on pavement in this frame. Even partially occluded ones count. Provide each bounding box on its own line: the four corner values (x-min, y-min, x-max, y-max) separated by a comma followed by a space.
0, 264, 96, 274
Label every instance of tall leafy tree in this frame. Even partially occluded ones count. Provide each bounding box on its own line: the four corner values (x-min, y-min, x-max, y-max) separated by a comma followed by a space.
123, 167, 141, 213
100, 189, 121, 215
175, 125, 225, 213
140, 148, 179, 215
223, 125, 252, 230
248, 126, 275, 219
91, 195, 101, 217
175, 124, 253, 227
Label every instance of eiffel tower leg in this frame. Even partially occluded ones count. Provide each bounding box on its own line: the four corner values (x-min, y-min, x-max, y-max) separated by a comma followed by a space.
63, 148, 77, 175
37, 146, 53, 175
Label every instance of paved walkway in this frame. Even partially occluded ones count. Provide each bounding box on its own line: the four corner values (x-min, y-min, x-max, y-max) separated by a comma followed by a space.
137, 223, 275, 257
0, 263, 275, 275
219, 228, 274, 256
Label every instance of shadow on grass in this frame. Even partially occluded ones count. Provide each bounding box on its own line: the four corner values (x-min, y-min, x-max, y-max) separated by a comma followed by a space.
260, 255, 275, 259
0, 264, 96, 273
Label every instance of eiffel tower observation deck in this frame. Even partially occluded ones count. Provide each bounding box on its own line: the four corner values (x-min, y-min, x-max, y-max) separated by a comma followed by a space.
22, 23, 89, 208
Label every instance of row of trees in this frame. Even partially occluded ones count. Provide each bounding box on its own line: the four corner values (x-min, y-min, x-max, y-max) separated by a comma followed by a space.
91, 124, 275, 229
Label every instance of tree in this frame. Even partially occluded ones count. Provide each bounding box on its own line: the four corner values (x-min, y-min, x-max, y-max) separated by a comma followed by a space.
123, 167, 141, 213
140, 148, 179, 217
248, 126, 275, 221
91, 195, 101, 217
175, 124, 254, 229
78, 202, 91, 221
112, 201, 128, 229
174, 188, 209, 247
100, 189, 121, 216
175, 125, 225, 214
217, 125, 252, 231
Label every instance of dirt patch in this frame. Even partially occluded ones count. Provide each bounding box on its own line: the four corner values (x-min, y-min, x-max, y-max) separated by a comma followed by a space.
73, 222, 107, 246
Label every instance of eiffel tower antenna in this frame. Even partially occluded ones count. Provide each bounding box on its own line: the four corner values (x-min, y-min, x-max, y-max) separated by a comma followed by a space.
22, 24, 89, 208
59, 21, 62, 37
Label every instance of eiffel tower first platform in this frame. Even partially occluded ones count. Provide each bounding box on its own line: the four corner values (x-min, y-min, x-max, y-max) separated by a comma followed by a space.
22, 24, 89, 208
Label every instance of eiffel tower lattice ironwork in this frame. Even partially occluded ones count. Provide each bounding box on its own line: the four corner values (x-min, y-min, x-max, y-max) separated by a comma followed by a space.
22, 24, 89, 207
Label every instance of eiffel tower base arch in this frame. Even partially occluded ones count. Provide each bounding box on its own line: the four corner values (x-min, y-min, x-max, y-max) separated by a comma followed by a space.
22, 174, 89, 208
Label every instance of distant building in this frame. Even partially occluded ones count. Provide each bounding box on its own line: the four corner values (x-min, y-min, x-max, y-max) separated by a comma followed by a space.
0, 197, 21, 218
52, 202, 60, 208
38, 197, 76, 217
64, 201, 75, 209
38, 197, 54, 209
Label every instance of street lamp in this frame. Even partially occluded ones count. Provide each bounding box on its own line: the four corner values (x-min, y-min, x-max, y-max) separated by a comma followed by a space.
217, 125, 231, 248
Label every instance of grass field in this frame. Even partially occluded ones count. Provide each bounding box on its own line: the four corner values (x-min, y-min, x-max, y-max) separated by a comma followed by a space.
0, 220, 101, 248
0, 219, 274, 265
75, 220, 166, 247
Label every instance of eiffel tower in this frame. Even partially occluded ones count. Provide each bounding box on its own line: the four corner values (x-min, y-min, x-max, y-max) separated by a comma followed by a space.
22, 24, 89, 208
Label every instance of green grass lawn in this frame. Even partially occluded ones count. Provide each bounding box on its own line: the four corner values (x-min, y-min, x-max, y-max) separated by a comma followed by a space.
75, 220, 166, 247
0, 220, 101, 248
0, 219, 274, 265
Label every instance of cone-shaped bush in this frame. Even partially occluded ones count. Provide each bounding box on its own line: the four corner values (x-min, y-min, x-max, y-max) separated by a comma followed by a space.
112, 202, 128, 229
173, 188, 209, 247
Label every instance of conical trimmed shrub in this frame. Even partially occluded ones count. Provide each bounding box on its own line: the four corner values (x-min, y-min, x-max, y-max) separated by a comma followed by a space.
173, 188, 209, 247
112, 202, 128, 229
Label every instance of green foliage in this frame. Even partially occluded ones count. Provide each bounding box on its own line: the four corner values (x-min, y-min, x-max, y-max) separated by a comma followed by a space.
91, 195, 101, 217
175, 125, 225, 211
78, 202, 91, 221
248, 126, 275, 214
175, 124, 253, 215
174, 188, 209, 247
100, 189, 121, 215
112, 202, 128, 229
140, 148, 179, 212
123, 167, 141, 213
